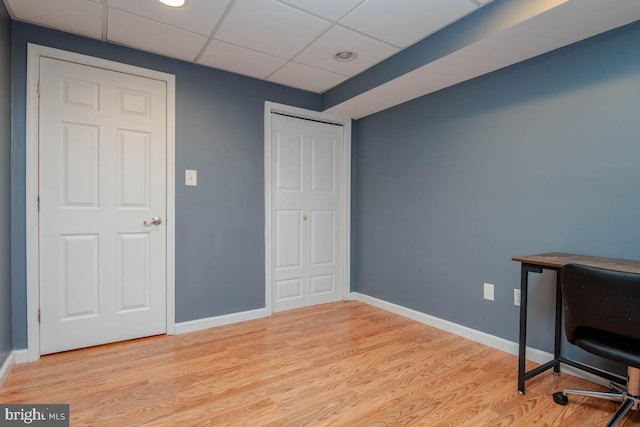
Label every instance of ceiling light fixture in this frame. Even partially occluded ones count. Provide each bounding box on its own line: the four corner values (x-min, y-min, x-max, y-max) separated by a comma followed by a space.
334, 51, 357, 62
157, 0, 187, 7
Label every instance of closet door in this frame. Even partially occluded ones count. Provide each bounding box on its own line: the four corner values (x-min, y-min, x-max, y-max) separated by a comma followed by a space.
270, 114, 343, 312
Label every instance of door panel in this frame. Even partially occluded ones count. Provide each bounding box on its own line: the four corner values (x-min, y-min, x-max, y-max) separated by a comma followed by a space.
276, 209, 303, 269
62, 77, 99, 110
62, 234, 99, 318
117, 130, 150, 208
118, 88, 150, 117
117, 233, 150, 312
39, 57, 167, 355
276, 131, 303, 192
310, 210, 334, 266
310, 136, 335, 192
276, 278, 302, 301
310, 274, 334, 295
271, 114, 343, 312
62, 123, 99, 207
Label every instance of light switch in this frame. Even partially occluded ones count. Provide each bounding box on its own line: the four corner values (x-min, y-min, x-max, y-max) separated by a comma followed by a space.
185, 169, 197, 186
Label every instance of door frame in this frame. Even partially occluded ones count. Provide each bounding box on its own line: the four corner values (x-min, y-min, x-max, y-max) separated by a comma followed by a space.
264, 101, 351, 315
25, 44, 177, 362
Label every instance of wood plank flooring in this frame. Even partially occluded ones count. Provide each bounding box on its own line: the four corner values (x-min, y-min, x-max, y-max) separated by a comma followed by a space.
2, 301, 639, 426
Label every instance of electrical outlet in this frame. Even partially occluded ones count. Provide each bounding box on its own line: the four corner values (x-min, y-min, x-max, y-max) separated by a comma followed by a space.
514, 289, 521, 306
483, 283, 494, 301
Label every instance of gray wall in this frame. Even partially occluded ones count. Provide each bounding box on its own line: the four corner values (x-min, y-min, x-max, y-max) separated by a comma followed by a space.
11, 22, 321, 349
0, 2, 12, 365
353, 22, 640, 369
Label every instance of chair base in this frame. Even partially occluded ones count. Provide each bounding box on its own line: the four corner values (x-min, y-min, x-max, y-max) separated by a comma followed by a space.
553, 377, 640, 427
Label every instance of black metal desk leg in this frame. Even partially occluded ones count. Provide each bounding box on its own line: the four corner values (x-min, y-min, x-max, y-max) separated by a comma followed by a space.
554, 270, 562, 374
518, 263, 544, 394
518, 265, 529, 394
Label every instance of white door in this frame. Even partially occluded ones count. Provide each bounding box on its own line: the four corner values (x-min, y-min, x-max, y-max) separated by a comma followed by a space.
38, 57, 167, 354
271, 114, 344, 312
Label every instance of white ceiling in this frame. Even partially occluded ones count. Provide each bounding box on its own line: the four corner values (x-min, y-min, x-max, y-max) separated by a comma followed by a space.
3, 0, 491, 93
5, 0, 639, 120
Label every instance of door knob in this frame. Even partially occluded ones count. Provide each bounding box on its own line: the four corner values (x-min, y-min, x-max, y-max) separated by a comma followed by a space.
144, 216, 162, 226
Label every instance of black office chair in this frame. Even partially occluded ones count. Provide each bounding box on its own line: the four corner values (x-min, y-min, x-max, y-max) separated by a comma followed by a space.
552, 263, 640, 426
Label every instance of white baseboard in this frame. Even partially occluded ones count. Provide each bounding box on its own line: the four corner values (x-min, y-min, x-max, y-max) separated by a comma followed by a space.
0, 349, 27, 387
351, 292, 617, 387
0, 351, 15, 388
175, 307, 269, 334
13, 350, 29, 364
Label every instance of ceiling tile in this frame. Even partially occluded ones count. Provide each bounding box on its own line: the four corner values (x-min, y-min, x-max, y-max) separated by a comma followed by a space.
276, 0, 364, 21
268, 62, 347, 93
198, 40, 288, 80
107, 0, 231, 36
5, 0, 103, 39
341, 0, 477, 48
215, 0, 332, 59
108, 9, 207, 62
295, 26, 398, 77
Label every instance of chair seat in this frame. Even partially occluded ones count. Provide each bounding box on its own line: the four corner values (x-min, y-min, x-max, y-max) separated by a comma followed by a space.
575, 328, 640, 370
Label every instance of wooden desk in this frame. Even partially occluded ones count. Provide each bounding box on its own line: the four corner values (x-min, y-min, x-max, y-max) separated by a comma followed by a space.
512, 252, 640, 394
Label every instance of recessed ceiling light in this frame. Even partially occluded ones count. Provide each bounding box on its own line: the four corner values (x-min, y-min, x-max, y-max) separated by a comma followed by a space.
157, 0, 187, 7
334, 51, 357, 62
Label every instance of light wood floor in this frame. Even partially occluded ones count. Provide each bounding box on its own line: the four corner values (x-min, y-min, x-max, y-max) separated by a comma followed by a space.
2, 301, 639, 426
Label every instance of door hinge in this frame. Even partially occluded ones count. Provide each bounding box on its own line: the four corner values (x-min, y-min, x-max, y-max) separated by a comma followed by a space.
37, 196, 40, 212
38, 309, 41, 323
37, 80, 40, 97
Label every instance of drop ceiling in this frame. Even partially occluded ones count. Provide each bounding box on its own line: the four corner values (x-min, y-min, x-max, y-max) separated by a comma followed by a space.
4, 0, 640, 120
3, 0, 491, 93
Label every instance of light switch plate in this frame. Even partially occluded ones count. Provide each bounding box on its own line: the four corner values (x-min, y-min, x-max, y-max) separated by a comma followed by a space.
185, 169, 197, 186
484, 283, 494, 301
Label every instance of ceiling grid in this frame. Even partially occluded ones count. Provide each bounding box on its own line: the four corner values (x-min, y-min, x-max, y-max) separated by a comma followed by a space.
5, 0, 639, 118
4, 0, 486, 92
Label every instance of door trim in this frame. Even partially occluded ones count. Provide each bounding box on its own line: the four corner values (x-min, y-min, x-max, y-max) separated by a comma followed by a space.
264, 101, 351, 315
25, 44, 177, 362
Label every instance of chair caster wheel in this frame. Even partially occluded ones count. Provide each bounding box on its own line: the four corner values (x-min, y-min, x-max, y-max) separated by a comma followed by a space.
553, 392, 568, 405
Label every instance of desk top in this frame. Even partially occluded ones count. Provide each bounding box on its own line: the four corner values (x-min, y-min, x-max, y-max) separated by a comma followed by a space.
512, 252, 640, 274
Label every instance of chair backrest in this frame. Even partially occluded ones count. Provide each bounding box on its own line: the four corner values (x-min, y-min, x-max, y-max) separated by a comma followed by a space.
561, 263, 640, 344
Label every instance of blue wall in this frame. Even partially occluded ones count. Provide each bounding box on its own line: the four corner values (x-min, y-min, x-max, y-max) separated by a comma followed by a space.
10, 22, 321, 349
353, 21, 640, 367
0, 1, 12, 366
